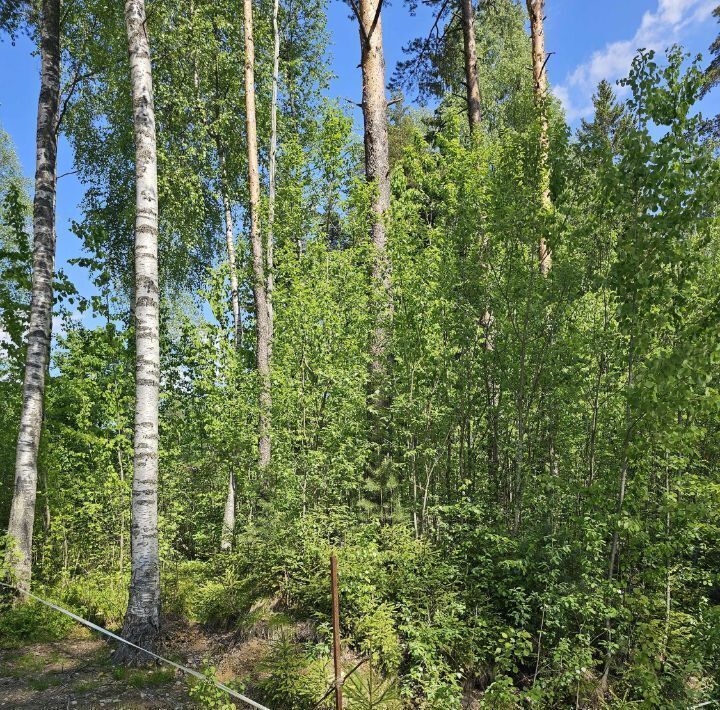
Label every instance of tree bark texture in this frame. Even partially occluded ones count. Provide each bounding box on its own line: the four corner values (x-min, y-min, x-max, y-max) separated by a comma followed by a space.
5, 0, 61, 596
117, 0, 161, 663
219, 149, 242, 352
266, 0, 280, 361
220, 468, 236, 552
219, 153, 240, 549
244, 0, 272, 473
358, 0, 393, 413
526, 0, 552, 275
460, 0, 482, 132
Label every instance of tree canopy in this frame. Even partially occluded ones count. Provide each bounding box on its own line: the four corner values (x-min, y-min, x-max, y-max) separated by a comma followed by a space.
1, 1, 720, 707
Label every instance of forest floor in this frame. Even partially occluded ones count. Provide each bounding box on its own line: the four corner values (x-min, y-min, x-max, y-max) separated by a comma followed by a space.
0, 615, 485, 708
0, 616, 271, 709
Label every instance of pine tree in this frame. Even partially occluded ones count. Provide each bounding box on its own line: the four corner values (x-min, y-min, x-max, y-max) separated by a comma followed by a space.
244, 0, 272, 477
460, 0, 482, 131
526, 0, 552, 275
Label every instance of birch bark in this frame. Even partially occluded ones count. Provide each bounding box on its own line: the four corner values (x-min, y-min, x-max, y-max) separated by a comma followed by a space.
116, 0, 161, 662
5, 0, 61, 596
218, 150, 240, 550
219, 149, 242, 352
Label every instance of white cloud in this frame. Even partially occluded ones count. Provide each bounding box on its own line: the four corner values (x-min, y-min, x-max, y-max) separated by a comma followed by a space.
554, 0, 715, 122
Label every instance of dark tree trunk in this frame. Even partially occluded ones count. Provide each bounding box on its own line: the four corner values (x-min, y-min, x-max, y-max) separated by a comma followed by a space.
460, 0, 482, 132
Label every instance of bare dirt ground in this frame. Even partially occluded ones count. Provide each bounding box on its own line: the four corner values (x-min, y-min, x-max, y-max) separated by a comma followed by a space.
0, 619, 272, 709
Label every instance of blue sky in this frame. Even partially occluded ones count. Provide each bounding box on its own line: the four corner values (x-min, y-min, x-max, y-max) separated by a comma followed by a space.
0, 0, 718, 310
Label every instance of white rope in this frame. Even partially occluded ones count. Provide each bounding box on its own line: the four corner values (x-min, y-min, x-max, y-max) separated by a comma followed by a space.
0, 582, 270, 710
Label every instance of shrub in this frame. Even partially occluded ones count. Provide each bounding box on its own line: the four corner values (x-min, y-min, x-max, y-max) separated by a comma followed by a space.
60, 571, 128, 630
256, 635, 332, 709
0, 597, 75, 645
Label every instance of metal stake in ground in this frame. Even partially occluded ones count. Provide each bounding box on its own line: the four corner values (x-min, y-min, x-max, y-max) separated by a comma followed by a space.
330, 553, 343, 710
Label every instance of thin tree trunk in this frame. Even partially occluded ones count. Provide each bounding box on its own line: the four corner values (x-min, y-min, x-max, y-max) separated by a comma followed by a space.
220, 467, 236, 551
266, 0, 280, 360
526, 0, 552, 275
219, 154, 239, 546
116, 0, 161, 663
600, 337, 634, 690
4, 0, 61, 597
218, 148, 242, 352
460, 0, 482, 132
244, 0, 272, 475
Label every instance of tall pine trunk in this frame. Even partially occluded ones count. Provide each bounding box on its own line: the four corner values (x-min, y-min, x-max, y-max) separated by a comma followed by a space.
4, 0, 61, 596
460, 0, 482, 132
244, 0, 272, 476
526, 0, 552, 275
266, 0, 280, 359
116, 0, 161, 663
358, 0, 392, 414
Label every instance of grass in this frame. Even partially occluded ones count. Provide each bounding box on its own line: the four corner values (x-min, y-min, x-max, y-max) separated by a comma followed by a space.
73, 677, 104, 692
111, 665, 175, 688
7, 650, 61, 677
28, 677, 51, 691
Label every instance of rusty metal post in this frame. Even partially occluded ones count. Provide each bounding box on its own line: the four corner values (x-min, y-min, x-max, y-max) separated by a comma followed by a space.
331, 553, 343, 710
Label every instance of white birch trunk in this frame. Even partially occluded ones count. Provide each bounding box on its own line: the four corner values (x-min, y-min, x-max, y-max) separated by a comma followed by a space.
219, 151, 240, 551
219, 149, 242, 352
116, 0, 161, 663
220, 468, 236, 552
5, 0, 61, 596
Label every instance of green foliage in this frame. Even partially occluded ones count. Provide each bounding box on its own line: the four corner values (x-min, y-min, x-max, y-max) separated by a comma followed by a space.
255, 636, 331, 709
2, 3, 720, 706
187, 664, 241, 710
0, 598, 75, 645
110, 665, 175, 688
59, 572, 128, 630
344, 663, 402, 709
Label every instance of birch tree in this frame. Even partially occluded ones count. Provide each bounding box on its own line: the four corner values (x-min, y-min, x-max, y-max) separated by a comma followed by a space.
219, 149, 242, 354
116, 0, 161, 661
220, 150, 240, 550
4, 0, 61, 596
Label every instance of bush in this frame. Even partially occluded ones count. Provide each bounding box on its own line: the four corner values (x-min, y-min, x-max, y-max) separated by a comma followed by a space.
187, 663, 243, 709
231, 512, 472, 706
256, 635, 332, 709
161, 559, 214, 618
60, 571, 128, 630
0, 597, 75, 645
